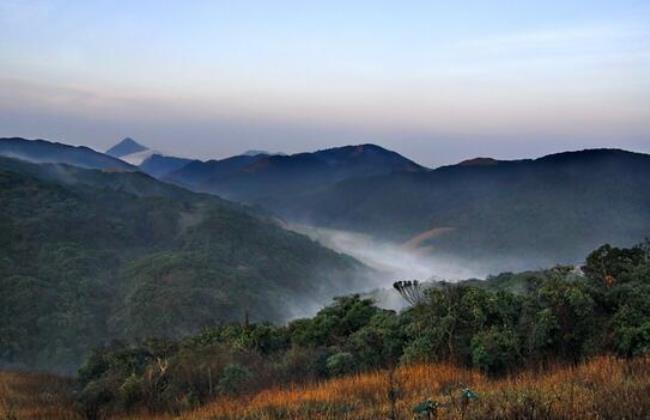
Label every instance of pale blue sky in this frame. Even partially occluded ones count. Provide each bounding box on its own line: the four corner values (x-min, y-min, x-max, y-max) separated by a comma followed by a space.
1, 0, 649, 165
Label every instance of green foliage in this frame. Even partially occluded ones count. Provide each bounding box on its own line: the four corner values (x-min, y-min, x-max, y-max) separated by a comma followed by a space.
217, 364, 252, 395
289, 295, 379, 347
583, 243, 648, 286
401, 285, 524, 366
326, 352, 355, 377
74, 242, 650, 415
471, 327, 520, 375
0, 164, 367, 372
523, 271, 596, 361
348, 310, 406, 369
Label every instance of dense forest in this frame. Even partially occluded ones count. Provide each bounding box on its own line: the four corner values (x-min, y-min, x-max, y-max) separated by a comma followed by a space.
75, 241, 650, 417
0, 157, 371, 372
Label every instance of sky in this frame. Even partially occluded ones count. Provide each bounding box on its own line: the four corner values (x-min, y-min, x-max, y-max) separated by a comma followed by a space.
1, 0, 649, 167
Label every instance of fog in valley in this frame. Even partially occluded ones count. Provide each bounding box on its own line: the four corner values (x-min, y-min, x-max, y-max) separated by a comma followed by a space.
293, 225, 485, 281
287, 224, 486, 311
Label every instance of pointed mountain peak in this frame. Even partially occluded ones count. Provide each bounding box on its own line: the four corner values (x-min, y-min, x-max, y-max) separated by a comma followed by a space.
106, 137, 148, 158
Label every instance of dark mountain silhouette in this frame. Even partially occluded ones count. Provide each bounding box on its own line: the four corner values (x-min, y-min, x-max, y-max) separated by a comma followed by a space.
138, 153, 196, 178
165, 144, 425, 202
268, 148, 650, 270
104, 138, 197, 177
0, 137, 136, 171
105, 137, 148, 158
0, 156, 196, 199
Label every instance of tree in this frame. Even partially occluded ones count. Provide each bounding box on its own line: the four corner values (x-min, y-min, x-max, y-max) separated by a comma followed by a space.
471, 327, 520, 375
393, 280, 424, 305
326, 352, 355, 376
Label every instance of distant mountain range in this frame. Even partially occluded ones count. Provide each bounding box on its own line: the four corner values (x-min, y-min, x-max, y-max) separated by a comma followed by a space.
164, 143, 426, 202
3, 136, 649, 273
270, 148, 650, 269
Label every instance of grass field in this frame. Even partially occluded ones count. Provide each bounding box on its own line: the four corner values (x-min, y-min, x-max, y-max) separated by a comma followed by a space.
2, 357, 650, 419
0, 370, 80, 419
187, 356, 650, 419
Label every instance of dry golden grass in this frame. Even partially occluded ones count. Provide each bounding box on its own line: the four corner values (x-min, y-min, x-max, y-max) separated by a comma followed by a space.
3, 357, 650, 419
0, 370, 81, 419
185, 356, 650, 419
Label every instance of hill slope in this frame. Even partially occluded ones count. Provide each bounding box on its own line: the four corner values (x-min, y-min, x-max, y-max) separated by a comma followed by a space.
0, 156, 196, 199
0, 137, 136, 171
271, 149, 650, 269
165, 144, 425, 202
138, 153, 196, 178
192, 358, 649, 419
0, 157, 373, 372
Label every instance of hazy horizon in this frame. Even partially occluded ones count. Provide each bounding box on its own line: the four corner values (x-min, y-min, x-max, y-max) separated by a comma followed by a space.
2, 1, 649, 166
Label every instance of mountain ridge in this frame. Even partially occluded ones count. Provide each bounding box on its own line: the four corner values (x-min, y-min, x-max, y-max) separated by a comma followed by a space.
165, 143, 426, 201
265, 147, 650, 271
0, 137, 136, 171
138, 153, 196, 178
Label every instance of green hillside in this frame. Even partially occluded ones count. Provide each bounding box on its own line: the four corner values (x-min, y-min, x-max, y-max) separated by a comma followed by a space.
0, 158, 371, 372
73, 242, 650, 418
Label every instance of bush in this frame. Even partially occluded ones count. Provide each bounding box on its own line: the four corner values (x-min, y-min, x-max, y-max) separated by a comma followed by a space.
118, 373, 143, 410
326, 352, 355, 377
218, 364, 252, 395
471, 327, 520, 375
71, 241, 650, 416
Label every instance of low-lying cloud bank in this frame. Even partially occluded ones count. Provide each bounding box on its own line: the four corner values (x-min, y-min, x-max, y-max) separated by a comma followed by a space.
284, 224, 564, 315
291, 224, 487, 283
285, 224, 492, 312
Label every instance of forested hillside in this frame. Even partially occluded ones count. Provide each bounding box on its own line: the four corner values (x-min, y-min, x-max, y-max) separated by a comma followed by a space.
0, 157, 372, 372
271, 149, 650, 269
73, 241, 650, 417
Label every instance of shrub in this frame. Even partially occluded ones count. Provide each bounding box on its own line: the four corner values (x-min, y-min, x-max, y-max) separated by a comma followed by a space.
471, 327, 520, 375
218, 364, 252, 395
326, 352, 356, 376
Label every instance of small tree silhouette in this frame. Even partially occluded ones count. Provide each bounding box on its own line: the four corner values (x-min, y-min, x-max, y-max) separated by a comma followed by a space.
393, 280, 424, 305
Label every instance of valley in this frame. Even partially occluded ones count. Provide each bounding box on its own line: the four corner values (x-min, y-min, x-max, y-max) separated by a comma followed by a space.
0, 136, 649, 419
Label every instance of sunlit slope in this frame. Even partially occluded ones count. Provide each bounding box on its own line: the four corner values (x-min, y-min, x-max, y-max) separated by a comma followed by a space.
189, 357, 650, 419
0, 371, 80, 419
